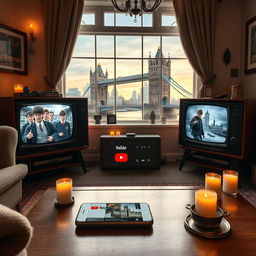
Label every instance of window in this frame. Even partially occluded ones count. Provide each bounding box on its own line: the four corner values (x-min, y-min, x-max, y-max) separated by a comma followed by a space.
65, 7, 194, 123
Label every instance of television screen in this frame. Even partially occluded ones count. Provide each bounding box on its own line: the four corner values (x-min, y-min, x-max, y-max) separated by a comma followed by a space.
20, 104, 73, 144
185, 105, 228, 143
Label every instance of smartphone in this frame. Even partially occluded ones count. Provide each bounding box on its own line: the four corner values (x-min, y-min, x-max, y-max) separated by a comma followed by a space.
75, 203, 153, 227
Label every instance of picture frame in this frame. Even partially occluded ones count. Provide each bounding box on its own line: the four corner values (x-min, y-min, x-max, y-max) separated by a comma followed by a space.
0, 23, 27, 74
107, 114, 116, 124
245, 16, 256, 74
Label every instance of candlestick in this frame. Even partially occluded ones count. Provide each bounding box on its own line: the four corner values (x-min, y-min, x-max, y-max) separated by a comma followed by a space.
195, 189, 217, 218
56, 178, 73, 204
223, 170, 238, 196
205, 173, 221, 200
110, 131, 115, 136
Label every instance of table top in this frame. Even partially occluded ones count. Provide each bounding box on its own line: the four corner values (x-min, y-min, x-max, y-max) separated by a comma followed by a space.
27, 186, 256, 256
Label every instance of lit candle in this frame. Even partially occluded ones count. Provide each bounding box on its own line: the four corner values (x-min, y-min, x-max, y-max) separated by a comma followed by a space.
110, 131, 115, 136
56, 178, 72, 204
14, 83, 24, 93
205, 173, 221, 199
116, 131, 121, 136
29, 23, 34, 34
223, 170, 238, 196
195, 189, 217, 218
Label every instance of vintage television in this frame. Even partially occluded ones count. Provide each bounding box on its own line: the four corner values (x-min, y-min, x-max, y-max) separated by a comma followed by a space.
178, 98, 255, 159
0, 97, 88, 157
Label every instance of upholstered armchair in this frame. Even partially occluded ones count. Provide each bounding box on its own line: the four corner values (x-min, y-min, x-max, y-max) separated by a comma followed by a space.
0, 126, 28, 210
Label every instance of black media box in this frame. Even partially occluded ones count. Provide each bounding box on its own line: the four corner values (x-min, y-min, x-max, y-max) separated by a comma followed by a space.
100, 134, 161, 169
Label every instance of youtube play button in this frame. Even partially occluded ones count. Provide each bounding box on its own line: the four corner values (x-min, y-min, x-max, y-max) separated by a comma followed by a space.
115, 153, 128, 162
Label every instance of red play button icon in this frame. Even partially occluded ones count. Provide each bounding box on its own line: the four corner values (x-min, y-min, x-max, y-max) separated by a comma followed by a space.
115, 153, 128, 162
91, 206, 99, 210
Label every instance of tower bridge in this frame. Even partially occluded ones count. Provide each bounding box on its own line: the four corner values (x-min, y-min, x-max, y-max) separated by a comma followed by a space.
87, 48, 192, 117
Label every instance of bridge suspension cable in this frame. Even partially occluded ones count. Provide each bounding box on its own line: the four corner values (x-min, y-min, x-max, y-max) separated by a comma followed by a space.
162, 74, 192, 98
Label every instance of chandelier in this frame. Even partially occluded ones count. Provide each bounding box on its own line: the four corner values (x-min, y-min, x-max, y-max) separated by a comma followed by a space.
111, 0, 162, 22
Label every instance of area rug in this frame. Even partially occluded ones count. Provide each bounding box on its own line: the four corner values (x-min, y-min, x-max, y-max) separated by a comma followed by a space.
21, 185, 256, 216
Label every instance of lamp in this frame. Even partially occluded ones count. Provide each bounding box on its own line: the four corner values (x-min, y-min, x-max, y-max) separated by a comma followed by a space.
111, 0, 162, 22
29, 23, 35, 41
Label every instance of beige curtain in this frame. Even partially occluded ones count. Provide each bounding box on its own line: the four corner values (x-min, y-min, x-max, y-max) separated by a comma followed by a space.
42, 0, 84, 91
173, 0, 217, 97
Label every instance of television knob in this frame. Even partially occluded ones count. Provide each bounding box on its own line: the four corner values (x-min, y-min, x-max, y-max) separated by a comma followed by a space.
230, 137, 238, 145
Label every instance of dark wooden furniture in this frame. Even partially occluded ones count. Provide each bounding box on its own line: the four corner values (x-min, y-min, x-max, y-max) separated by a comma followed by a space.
27, 186, 256, 256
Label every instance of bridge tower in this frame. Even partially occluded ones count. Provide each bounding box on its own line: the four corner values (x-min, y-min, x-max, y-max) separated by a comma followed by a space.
146, 48, 171, 118
90, 64, 108, 109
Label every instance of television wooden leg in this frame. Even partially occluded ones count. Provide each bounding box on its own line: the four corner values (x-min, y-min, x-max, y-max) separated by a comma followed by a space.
76, 150, 87, 172
179, 149, 191, 170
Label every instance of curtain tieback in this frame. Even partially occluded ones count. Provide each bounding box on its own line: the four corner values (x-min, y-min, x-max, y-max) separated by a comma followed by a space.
203, 74, 217, 86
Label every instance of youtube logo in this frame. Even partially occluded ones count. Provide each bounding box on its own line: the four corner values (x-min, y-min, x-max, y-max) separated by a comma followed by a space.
91, 206, 99, 210
115, 153, 128, 162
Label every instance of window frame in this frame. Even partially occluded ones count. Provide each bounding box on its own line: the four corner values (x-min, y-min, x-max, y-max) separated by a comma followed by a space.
64, 5, 195, 124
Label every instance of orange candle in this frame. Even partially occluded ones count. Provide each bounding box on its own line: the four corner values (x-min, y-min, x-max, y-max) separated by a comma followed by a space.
116, 131, 121, 136
223, 170, 238, 196
14, 83, 24, 93
205, 173, 221, 199
56, 178, 72, 204
110, 131, 115, 136
195, 189, 217, 218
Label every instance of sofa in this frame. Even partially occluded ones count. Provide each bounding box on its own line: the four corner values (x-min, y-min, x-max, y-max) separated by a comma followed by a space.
0, 126, 28, 210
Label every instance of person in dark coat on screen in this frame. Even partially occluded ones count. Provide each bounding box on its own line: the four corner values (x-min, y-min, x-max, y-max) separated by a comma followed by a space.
23, 106, 58, 144
190, 109, 204, 141
21, 111, 33, 137
54, 110, 71, 142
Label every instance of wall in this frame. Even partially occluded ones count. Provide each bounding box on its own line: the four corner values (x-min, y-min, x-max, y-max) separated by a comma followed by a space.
213, 0, 242, 95
241, 0, 256, 99
0, 0, 47, 96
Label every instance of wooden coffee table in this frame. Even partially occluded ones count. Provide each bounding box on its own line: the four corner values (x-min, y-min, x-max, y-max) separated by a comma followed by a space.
27, 186, 256, 256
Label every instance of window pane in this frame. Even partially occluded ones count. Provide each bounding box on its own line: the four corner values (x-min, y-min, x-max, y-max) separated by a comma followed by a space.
116, 36, 141, 58
73, 35, 95, 57
104, 13, 114, 26
162, 15, 176, 26
116, 13, 141, 27
116, 60, 142, 120
81, 13, 95, 25
169, 59, 193, 103
143, 36, 160, 58
96, 36, 114, 57
95, 59, 114, 116
143, 14, 152, 27
65, 59, 95, 98
143, 60, 149, 105
162, 36, 186, 58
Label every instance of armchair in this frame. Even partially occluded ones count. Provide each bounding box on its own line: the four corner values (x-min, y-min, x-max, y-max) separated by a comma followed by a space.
0, 126, 28, 210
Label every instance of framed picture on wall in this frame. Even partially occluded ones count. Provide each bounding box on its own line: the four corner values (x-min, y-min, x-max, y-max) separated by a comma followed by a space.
0, 24, 27, 74
245, 16, 256, 74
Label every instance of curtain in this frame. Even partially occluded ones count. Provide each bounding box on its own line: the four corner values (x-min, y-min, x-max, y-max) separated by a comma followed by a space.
42, 0, 84, 92
173, 0, 217, 97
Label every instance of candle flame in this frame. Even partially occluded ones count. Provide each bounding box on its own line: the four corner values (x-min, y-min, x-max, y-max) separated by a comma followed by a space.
204, 193, 208, 198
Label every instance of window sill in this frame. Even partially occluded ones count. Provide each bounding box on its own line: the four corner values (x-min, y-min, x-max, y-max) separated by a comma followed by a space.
89, 121, 179, 128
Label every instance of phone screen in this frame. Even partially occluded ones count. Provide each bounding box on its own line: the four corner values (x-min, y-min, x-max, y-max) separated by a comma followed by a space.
76, 203, 153, 226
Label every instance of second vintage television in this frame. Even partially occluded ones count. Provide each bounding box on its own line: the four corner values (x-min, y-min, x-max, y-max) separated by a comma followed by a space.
0, 97, 88, 157
178, 98, 255, 159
